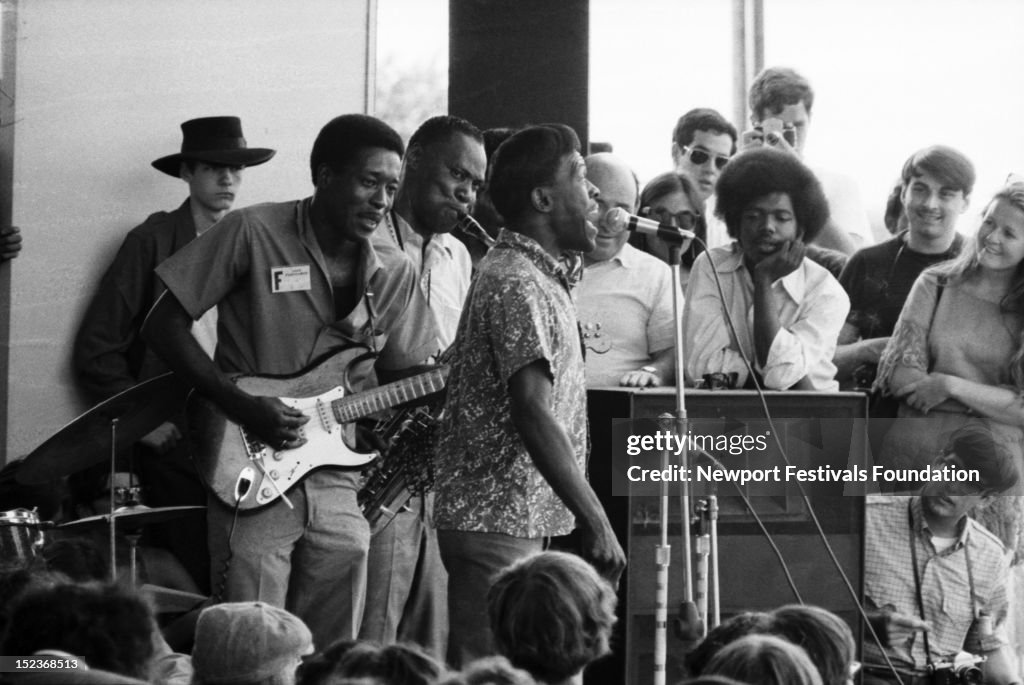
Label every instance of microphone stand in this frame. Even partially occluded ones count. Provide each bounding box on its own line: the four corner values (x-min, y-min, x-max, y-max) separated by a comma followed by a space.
692, 492, 720, 630
653, 242, 696, 685
652, 240, 726, 683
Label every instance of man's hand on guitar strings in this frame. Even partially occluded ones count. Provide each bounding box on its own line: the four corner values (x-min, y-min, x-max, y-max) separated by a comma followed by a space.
230, 394, 310, 450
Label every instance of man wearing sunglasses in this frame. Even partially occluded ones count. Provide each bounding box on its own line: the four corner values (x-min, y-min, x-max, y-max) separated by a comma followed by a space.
671, 108, 737, 250
862, 424, 1020, 685
576, 153, 676, 388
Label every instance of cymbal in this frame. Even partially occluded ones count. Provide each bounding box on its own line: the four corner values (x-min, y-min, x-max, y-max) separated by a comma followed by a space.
17, 373, 191, 484
139, 583, 208, 614
58, 505, 206, 533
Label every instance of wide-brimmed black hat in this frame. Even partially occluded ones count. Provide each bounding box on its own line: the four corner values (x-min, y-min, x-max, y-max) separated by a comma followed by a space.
152, 116, 276, 177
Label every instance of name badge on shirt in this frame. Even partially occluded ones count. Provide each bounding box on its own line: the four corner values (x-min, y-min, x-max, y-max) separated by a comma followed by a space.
270, 265, 311, 293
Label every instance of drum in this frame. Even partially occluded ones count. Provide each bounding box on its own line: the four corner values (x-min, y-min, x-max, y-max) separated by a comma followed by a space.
0, 508, 47, 563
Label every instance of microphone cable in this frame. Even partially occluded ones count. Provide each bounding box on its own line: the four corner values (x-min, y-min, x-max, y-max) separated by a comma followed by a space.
693, 239, 905, 682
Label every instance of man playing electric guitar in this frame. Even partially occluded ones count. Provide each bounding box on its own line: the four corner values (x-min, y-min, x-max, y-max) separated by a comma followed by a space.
143, 114, 438, 649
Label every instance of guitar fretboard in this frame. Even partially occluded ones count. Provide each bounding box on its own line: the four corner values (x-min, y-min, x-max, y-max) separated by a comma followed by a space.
332, 367, 449, 423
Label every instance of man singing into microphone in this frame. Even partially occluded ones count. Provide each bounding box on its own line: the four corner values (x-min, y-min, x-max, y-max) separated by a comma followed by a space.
683, 147, 848, 390
432, 124, 626, 667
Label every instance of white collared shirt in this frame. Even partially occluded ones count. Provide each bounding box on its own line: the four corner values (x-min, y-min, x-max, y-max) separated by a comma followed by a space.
683, 244, 849, 390
576, 243, 677, 387
378, 212, 472, 353
703, 194, 732, 250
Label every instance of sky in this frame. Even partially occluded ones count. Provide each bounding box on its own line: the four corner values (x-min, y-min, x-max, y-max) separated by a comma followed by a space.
378, 0, 1024, 238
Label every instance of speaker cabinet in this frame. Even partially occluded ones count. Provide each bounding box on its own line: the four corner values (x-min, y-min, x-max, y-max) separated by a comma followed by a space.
587, 389, 867, 685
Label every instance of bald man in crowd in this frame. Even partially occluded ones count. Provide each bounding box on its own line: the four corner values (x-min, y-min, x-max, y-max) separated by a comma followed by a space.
576, 153, 676, 388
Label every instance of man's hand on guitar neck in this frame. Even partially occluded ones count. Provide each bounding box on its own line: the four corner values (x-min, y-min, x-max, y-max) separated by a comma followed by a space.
225, 393, 310, 451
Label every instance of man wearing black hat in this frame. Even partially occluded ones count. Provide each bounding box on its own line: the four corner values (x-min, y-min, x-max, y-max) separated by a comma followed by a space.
73, 116, 275, 592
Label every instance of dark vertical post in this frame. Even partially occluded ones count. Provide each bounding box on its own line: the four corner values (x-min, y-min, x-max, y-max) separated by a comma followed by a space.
449, 0, 589, 151
0, 0, 19, 465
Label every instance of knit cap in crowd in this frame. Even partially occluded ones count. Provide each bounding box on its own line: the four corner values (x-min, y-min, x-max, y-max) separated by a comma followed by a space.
192, 601, 314, 684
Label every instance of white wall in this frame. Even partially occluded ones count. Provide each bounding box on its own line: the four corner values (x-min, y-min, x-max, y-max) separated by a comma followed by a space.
5, 0, 373, 461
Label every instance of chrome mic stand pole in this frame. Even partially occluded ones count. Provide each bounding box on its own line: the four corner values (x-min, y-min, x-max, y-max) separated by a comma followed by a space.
654, 242, 693, 685
709, 494, 720, 627
694, 499, 710, 626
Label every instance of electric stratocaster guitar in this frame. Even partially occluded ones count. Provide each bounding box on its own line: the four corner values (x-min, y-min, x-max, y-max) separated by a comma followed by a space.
188, 347, 449, 510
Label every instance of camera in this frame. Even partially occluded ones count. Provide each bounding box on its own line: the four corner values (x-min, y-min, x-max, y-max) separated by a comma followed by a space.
701, 372, 739, 390
926, 653, 985, 685
757, 117, 797, 148
851, 362, 878, 392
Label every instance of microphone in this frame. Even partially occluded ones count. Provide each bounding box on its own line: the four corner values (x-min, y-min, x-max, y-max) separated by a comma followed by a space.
673, 600, 706, 647
454, 211, 497, 248
605, 207, 695, 243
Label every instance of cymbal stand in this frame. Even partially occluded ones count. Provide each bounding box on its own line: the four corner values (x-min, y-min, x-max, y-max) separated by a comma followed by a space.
124, 531, 142, 587
108, 418, 118, 582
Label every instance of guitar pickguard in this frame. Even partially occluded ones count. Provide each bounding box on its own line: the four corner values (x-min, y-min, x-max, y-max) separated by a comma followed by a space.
233, 387, 378, 507
188, 345, 447, 510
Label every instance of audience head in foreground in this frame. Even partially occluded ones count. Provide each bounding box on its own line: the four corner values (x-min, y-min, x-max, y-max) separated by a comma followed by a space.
702, 634, 823, 685
487, 551, 616, 685
685, 605, 856, 685
192, 601, 314, 685
1, 580, 156, 681
297, 640, 445, 685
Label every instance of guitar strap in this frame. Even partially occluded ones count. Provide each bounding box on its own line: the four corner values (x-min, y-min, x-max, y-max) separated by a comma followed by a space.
908, 499, 978, 667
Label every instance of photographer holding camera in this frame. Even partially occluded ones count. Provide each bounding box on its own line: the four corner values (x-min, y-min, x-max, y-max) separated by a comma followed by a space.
741, 66, 874, 256
862, 424, 1022, 685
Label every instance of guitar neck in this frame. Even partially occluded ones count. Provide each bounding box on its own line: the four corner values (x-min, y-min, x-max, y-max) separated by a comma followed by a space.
332, 368, 448, 423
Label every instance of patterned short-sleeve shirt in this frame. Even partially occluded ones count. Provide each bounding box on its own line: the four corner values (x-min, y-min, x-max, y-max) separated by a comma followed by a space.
432, 229, 587, 538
